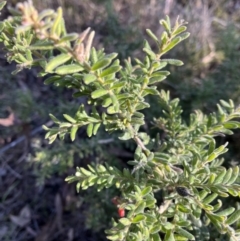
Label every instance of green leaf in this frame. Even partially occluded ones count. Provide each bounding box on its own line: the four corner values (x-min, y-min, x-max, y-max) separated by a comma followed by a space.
83, 74, 97, 84
55, 64, 84, 75
141, 186, 152, 197
145, 198, 156, 207
51, 7, 63, 36
208, 139, 216, 155
132, 214, 146, 223
63, 114, 76, 123
152, 61, 167, 71
93, 123, 101, 135
207, 213, 224, 223
106, 234, 121, 241
102, 97, 112, 107
135, 101, 150, 110
76, 182, 81, 192
87, 123, 93, 137
162, 37, 181, 54
176, 220, 191, 227
0, 1, 6, 11
173, 235, 188, 241
100, 66, 122, 77
214, 169, 226, 184
59, 33, 79, 43
208, 173, 216, 184
119, 218, 131, 226
179, 32, 190, 41
227, 166, 239, 185
142, 87, 159, 96
70, 126, 78, 141
160, 19, 171, 33
207, 153, 217, 162
91, 89, 108, 99
222, 168, 232, 184
49, 114, 60, 123
110, 82, 125, 90
91, 58, 111, 71
143, 48, 156, 59
45, 53, 71, 72
144, 213, 157, 223
146, 29, 159, 42
135, 201, 146, 214
164, 230, 175, 241
44, 76, 61, 85
223, 121, 239, 129
215, 207, 235, 217
164, 222, 175, 230
172, 26, 187, 36
161, 59, 183, 66
149, 75, 167, 85
119, 131, 132, 141
177, 204, 191, 213
226, 210, 240, 225
107, 105, 118, 114
80, 167, 92, 176
176, 228, 195, 240
151, 233, 162, 241
150, 224, 161, 234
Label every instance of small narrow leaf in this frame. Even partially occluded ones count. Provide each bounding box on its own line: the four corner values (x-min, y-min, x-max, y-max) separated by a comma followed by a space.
59, 33, 79, 43
141, 186, 152, 197
214, 169, 226, 184
172, 26, 187, 36
164, 230, 175, 241
227, 166, 239, 185
44, 76, 61, 85
55, 64, 84, 75
203, 193, 218, 204
149, 75, 167, 85
0, 1, 6, 11
162, 37, 181, 54
215, 207, 235, 217
70, 126, 78, 141
151, 233, 162, 241
100, 66, 121, 77
146, 29, 159, 42
46, 53, 71, 72
176, 228, 195, 240
226, 210, 240, 225
91, 89, 108, 99
91, 58, 111, 71
51, 7, 63, 36
161, 59, 183, 66
132, 214, 146, 223
87, 123, 94, 137
63, 114, 76, 123
143, 48, 156, 59
84, 74, 97, 84
119, 218, 131, 226
93, 123, 101, 135
150, 224, 161, 234
135, 201, 146, 214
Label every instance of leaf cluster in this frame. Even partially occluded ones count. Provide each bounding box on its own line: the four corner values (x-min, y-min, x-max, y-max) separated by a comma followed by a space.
1, 2, 240, 241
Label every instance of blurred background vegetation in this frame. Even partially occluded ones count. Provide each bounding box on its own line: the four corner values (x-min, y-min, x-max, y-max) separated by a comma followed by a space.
0, 0, 240, 240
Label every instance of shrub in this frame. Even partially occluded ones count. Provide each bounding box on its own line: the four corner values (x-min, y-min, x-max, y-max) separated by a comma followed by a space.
0, 1, 240, 240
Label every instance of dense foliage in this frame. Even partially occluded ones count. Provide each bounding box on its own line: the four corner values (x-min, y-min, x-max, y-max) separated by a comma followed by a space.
0, 1, 240, 240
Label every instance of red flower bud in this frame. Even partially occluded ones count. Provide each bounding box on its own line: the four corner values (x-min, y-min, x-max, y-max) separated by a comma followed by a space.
118, 208, 125, 218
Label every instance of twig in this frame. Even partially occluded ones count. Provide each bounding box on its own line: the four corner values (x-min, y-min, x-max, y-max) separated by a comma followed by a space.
5, 164, 22, 179
98, 138, 114, 144
133, 135, 147, 151
0, 121, 53, 155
